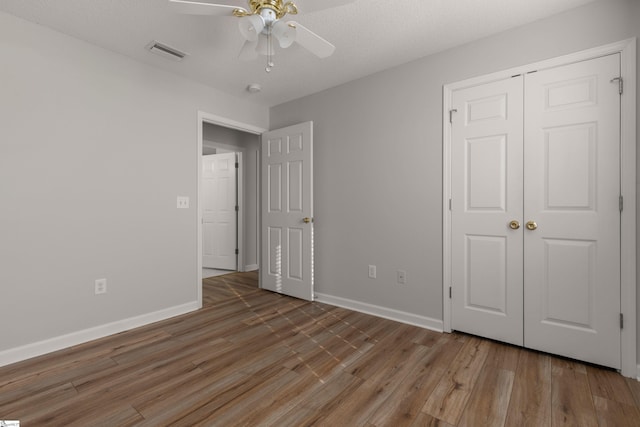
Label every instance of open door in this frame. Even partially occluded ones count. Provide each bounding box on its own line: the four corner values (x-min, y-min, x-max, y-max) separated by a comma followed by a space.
261, 122, 314, 301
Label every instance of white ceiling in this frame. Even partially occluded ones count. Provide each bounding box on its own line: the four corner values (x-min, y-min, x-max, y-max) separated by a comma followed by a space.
0, 0, 597, 107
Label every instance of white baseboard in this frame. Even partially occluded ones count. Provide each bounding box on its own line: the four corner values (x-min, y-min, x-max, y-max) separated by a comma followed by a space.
314, 292, 443, 332
244, 264, 259, 271
0, 301, 200, 368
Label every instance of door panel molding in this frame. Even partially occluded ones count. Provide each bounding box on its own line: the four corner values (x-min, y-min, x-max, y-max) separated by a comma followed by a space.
443, 38, 636, 377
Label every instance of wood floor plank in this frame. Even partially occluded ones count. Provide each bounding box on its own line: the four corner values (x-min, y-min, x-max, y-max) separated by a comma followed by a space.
176, 368, 299, 426
586, 365, 637, 406
366, 335, 465, 427
270, 371, 365, 426
421, 337, 491, 425
318, 343, 432, 426
409, 412, 456, 427
457, 366, 514, 427
551, 363, 598, 427
504, 350, 552, 427
627, 377, 640, 407
593, 395, 640, 426
1, 381, 78, 419
483, 340, 521, 372
0, 355, 117, 409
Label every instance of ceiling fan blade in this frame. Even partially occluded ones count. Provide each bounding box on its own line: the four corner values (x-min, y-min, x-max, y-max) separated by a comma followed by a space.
289, 21, 335, 58
168, 0, 246, 16
295, 0, 355, 13
238, 39, 258, 60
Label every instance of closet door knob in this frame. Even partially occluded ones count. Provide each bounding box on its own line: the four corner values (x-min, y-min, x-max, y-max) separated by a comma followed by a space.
526, 221, 538, 231
509, 220, 520, 230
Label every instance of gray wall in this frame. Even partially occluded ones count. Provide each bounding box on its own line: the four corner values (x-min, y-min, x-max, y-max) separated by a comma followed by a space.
270, 0, 640, 360
203, 123, 260, 269
0, 11, 268, 354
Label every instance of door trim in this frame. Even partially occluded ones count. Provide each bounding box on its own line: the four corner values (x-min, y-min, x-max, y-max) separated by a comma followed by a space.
197, 111, 267, 309
442, 38, 637, 377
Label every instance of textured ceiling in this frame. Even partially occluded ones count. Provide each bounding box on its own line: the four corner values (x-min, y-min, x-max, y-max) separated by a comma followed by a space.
0, 0, 597, 107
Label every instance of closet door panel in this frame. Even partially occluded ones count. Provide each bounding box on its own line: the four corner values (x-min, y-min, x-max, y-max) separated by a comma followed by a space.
450, 76, 524, 346
523, 54, 621, 369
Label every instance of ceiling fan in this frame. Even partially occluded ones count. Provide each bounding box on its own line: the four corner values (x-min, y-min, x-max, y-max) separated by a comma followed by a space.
169, 0, 354, 72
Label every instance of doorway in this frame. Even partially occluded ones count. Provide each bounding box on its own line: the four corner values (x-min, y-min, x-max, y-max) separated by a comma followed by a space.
197, 112, 266, 306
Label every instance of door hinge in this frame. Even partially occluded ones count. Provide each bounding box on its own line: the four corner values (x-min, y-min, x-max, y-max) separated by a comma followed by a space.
620, 313, 624, 329
235, 162, 239, 169
449, 198, 452, 211
619, 195, 623, 212
611, 77, 623, 95
235, 205, 239, 212
449, 286, 452, 299
449, 109, 458, 124
235, 248, 239, 255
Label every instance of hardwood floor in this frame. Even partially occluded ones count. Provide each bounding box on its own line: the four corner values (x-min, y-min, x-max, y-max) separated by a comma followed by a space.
1, 271, 639, 426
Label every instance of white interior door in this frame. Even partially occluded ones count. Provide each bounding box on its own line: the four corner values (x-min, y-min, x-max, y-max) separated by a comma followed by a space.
261, 122, 314, 301
202, 152, 237, 270
449, 54, 622, 369
450, 76, 525, 346
523, 54, 621, 368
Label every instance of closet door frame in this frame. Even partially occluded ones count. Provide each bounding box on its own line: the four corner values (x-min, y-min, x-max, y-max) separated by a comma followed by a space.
442, 38, 637, 378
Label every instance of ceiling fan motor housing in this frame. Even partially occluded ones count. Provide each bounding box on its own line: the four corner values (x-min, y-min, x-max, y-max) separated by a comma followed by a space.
248, 0, 297, 19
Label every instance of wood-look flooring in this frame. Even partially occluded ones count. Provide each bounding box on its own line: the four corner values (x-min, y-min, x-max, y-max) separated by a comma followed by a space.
1, 271, 639, 426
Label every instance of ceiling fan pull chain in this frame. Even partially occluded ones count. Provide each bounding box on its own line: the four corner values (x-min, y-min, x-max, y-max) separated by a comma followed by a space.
266, 31, 274, 72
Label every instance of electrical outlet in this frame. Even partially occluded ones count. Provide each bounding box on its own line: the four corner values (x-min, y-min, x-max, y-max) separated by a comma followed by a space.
397, 270, 407, 285
177, 196, 190, 209
95, 278, 107, 295
368, 265, 377, 279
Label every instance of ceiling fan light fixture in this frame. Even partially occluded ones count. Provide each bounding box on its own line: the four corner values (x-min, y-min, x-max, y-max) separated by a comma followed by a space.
271, 20, 296, 48
239, 39, 259, 60
238, 14, 265, 41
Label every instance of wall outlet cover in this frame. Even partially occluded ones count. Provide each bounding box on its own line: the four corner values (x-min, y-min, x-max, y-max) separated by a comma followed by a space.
177, 196, 190, 209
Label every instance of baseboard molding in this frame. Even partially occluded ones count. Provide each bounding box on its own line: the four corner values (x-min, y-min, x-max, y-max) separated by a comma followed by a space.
245, 264, 259, 271
637, 364, 640, 381
0, 301, 200, 368
314, 292, 443, 332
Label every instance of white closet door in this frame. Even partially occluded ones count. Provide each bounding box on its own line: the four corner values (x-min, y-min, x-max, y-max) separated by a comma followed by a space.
450, 76, 524, 346
523, 54, 621, 368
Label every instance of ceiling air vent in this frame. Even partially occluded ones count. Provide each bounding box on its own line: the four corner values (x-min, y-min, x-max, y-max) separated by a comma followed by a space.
146, 41, 188, 61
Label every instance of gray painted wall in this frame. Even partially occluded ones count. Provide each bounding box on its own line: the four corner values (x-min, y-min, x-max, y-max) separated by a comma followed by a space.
0, 11, 268, 353
270, 0, 640, 362
203, 124, 260, 269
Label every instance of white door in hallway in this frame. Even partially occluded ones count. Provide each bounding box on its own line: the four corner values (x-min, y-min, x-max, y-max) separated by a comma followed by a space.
261, 122, 314, 301
202, 152, 237, 270
523, 54, 621, 368
450, 76, 525, 346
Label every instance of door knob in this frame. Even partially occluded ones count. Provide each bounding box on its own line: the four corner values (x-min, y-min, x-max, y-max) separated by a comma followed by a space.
509, 220, 520, 230
526, 221, 537, 230
303, 217, 313, 224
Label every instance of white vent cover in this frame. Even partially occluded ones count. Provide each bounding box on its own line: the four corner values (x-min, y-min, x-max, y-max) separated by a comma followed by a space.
146, 41, 188, 61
